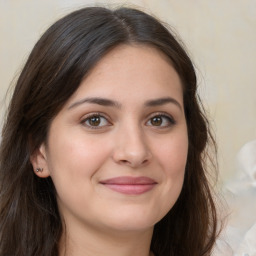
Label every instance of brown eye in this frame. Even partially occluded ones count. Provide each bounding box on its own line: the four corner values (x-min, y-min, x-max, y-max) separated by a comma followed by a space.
88, 116, 101, 126
146, 114, 175, 128
151, 116, 163, 126
82, 114, 110, 129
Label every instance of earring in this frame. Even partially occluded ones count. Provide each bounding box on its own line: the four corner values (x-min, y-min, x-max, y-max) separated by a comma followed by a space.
36, 168, 43, 172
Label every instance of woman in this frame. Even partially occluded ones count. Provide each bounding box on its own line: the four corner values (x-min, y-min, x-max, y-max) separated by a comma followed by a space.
0, 6, 218, 256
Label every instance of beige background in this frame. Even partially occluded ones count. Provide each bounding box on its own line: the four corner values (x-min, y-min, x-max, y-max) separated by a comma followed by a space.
0, 0, 256, 182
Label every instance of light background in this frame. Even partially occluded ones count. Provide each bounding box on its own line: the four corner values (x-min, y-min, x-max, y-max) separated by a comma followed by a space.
0, 0, 256, 182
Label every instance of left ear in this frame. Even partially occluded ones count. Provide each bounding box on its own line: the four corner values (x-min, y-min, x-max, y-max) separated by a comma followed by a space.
30, 143, 51, 178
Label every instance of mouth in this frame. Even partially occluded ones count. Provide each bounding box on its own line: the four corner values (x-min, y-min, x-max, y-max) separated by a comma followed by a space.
99, 176, 157, 195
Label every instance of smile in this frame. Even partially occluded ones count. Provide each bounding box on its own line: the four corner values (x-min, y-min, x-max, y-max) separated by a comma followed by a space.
99, 176, 157, 195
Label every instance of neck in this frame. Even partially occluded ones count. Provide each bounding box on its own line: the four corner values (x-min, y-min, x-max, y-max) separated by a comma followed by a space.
58, 220, 154, 256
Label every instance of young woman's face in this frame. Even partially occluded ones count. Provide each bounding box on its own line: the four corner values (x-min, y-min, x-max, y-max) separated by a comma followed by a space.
33, 45, 188, 234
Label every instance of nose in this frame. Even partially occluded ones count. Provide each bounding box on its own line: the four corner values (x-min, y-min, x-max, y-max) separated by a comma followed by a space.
112, 125, 152, 168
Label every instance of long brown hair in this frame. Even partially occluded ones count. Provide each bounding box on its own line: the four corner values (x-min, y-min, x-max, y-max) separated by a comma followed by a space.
0, 6, 218, 256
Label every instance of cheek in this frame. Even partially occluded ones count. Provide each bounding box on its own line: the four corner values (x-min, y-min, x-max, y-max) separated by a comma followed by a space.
45, 131, 113, 212
156, 131, 188, 173
48, 129, 109, 169
154, 131, 188, 208
45, 129, 113, 194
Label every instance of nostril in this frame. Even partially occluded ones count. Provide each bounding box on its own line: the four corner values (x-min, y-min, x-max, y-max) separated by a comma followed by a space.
120, 159, 129, 164
142, 159, 148, 165
118, 158, 149, 167
112, 144, 152, 167
122, 158, 149, 166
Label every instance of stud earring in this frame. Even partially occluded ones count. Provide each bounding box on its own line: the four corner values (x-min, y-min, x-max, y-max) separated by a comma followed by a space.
36, 168, 43, 172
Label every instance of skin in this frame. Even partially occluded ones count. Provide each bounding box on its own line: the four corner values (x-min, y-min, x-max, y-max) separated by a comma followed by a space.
31, 44, 188, 256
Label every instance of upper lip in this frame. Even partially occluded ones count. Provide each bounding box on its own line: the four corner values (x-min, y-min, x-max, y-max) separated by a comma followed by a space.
99, 176, 157, 185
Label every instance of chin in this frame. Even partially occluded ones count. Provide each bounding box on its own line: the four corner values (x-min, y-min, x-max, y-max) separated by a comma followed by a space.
98, 206, 164, 232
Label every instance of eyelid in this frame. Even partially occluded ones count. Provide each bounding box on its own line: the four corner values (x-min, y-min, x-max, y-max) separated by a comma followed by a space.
146, 112, 176, 126
80, 112, 112, 129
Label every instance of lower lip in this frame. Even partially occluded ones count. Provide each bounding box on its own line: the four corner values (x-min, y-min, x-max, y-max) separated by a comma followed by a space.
102, 184, 156, 195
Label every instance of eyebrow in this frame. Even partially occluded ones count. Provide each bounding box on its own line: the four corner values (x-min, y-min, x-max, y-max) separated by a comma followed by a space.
145, 97, 182, 110
68, 96, 182, 110
68, 97, 121, 109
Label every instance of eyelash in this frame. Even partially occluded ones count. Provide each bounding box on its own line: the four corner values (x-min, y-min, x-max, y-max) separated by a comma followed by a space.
146, 112, 176, 128
81, 112, 176, 130
81, 112, 111, 129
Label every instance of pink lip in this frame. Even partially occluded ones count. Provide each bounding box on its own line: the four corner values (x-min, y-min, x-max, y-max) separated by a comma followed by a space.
99, 176, 157, 195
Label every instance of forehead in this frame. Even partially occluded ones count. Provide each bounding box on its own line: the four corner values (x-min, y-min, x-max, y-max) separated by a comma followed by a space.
88, 44, 175, 78
65, 44, 183, 107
